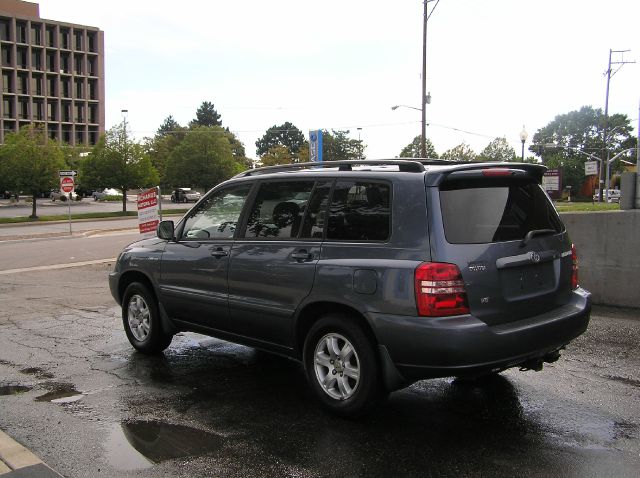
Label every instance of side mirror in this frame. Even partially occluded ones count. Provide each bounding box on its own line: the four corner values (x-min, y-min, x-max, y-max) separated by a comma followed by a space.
157, 220, 175, 240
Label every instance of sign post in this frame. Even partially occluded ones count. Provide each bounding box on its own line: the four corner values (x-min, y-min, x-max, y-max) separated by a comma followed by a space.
137, 187, 160, 236
59, 170, 77, 234
542, 169, 562, 200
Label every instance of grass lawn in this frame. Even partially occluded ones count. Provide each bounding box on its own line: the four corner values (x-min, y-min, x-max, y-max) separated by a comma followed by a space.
0, 209, 188, 224
554, 201, 620, 212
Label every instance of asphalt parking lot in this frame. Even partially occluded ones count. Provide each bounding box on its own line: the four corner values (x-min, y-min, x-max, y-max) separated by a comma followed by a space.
0, 259, 638, 477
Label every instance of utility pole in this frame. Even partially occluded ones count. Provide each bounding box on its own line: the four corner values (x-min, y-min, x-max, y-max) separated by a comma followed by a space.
421, 0, 438, 158
601, 49, 634, 202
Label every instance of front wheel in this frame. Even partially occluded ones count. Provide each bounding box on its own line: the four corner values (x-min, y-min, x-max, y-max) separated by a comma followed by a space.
303, 314, 385, 417
122, 282, 173, 354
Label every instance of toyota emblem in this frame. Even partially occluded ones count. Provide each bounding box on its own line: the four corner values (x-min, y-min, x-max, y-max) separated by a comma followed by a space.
529, 251, 541, 263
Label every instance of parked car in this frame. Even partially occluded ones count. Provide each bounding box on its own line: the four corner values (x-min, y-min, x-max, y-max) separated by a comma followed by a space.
50, 189, 78, 201
171, 188, 201, 203
110, 160, 591, 416
93, 188, 122, 201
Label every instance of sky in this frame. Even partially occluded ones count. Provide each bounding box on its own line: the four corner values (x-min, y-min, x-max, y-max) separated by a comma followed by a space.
35, 0, 640, 160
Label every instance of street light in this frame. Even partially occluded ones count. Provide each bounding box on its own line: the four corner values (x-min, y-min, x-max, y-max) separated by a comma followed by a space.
519, 126, 528, 162
357, 127, 363, 159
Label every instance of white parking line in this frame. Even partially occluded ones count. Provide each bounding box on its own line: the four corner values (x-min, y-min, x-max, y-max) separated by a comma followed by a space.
0, 258, 116, 275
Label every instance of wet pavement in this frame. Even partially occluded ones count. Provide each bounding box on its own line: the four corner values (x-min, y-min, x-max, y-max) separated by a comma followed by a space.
0, 265, 639, 477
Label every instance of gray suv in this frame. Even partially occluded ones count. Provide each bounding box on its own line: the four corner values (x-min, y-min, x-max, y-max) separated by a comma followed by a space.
109, 160, 591, 416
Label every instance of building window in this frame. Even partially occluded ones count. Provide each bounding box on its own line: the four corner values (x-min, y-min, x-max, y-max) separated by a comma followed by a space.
74, 54, 83, 75
60, 53, 69, 73
89, 127, 98, 145
89, 103, 97, 123
1, 46, 11, 67
18, 98, 28, 119
0, 20, 10, 41
17, 73, 27, 94
31, 75, 43, 96
61, 78, 70, 98
87, 32, 96, 52
46, 26, 56, 47
3, 97, 13, 118
62, 124, 71, 143
88, 79, 97, 100
17, 22, 27, 43
2, 72, 12, 93
47, 76, 56, 96
33, 100, 43, 120
46, 51, 55, 72
17, 48, 28, 69
75, 103, 84, 122
61, 101, 71, 122
87, 56, 96, 76
31, 50, 42, 70
47, 101, 57, 121
60, 29, 69, 49
76, 129, 84, 144
30, 24, 42, 45
75, 79, 83, 99
74, 30, 83, 50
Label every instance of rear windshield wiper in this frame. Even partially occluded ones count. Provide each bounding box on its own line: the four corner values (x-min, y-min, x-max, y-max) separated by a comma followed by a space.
520, 228, 557, 247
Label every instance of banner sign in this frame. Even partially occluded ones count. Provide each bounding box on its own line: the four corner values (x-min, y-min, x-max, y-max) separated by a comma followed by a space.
542, 169, 562, 199
309, 130, 323, 162
137, 187, 160, 235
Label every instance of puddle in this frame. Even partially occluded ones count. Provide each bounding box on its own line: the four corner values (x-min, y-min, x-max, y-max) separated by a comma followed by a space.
105, 421, 223, 470
34, 383, 85, 403
20, 367, 55, 379
0, 384, 32, 395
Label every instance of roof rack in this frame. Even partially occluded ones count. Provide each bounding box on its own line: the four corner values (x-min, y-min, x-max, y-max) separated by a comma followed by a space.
235, 160, 426, 177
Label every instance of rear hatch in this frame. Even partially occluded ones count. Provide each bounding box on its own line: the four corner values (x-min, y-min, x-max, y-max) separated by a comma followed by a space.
428, 166, 574, 326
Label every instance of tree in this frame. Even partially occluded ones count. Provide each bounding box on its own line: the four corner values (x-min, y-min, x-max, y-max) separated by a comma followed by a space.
0, 125, 65, 219
190, 101, 222, 128
399, 135, 438, 158
321, 130, 363, 161
260, 145, 294, 166
165, 126, 236, 191
478, 137, 516, 162
156, 115, 181, 137
256, 122, 305, 158
224, 128, 252, 170
529, 105, 635, 197
80, 122, 159, 212
441, 142, 477, 162
530, 105, 634, 165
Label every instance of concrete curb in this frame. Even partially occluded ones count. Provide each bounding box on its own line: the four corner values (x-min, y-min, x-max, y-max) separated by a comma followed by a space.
0, 430, 62, 477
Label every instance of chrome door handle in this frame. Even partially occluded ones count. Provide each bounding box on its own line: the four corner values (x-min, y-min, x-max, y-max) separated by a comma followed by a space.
291, 250, 312, 261
210, 248, 229, 258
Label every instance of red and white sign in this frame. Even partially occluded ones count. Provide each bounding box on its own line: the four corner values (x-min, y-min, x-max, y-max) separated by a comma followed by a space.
137, 187, 160, 235
60, 176, 74, 193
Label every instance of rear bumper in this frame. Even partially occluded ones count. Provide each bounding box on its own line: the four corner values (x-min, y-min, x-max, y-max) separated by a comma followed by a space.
370, 287, 591, 382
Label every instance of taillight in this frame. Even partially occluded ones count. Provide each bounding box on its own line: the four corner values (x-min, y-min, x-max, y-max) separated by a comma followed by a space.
414, 262, 470, 317
571, 243, 579, 289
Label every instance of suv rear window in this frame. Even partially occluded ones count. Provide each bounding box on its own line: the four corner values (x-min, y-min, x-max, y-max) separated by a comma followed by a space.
439, 178, 563, 244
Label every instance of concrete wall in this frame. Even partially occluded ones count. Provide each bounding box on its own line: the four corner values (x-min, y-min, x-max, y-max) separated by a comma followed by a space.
562, 210, 640, 308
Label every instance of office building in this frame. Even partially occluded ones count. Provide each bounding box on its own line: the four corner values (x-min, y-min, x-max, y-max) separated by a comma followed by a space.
0, 0, 104, 145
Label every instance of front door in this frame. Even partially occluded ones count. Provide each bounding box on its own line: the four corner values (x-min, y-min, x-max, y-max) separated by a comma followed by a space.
159, 183, 253, 330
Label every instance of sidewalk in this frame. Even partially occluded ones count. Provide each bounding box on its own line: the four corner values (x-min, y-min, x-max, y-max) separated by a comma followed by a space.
0, 430, 62, 477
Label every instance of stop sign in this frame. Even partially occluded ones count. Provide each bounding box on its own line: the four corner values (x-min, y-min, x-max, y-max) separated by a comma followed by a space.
60, 176, 74, 193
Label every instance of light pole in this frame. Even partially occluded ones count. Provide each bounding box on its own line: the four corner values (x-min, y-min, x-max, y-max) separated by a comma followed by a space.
519, 126, 528, 162
421, 0, 438, 158
357, 127, 362, 159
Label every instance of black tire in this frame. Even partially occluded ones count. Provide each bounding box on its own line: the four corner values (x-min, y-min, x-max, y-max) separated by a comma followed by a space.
182, 196, 188, 204
303, 314, 385, 417
122, 282, 173, 354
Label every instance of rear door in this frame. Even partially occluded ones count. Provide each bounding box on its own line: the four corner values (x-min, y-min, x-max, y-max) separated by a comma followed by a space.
227, 180, 332, 347
429, 169, 572, 326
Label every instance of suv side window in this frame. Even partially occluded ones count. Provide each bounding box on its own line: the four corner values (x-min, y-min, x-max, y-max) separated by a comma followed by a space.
180, 184, 252, 240
243, 181, 314, 239
327, 181, 391, 241
299, 181, 333, 239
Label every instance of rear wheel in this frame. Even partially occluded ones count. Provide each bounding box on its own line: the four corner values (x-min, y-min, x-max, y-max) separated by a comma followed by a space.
303, 314, 385, 417
122, 282, 172, 354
